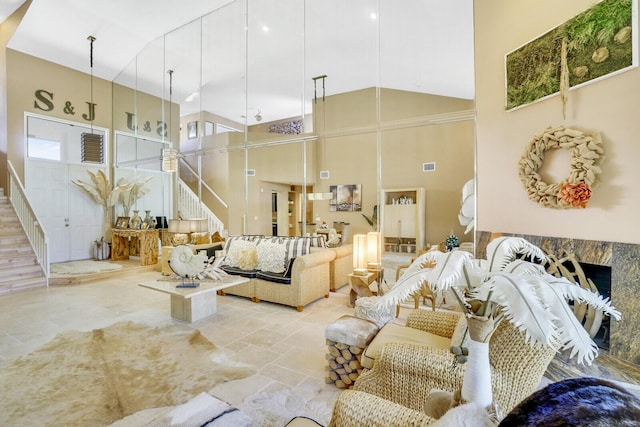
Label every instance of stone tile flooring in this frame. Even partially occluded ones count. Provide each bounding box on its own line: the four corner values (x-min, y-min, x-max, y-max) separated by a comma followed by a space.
1, 253, 638, 426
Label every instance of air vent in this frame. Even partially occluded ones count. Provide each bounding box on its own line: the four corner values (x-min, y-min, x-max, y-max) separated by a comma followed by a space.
81, 133, 104, 163
245, 169, 256, 176
320, 170, 330, 179
422, 162, 436, 172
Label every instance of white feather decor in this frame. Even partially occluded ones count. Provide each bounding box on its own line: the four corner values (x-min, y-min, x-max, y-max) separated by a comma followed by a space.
168, 246, 208, 279
372, 237, 620, 366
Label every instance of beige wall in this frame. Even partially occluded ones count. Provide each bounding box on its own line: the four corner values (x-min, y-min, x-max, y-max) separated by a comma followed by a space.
226, 87, 476, 242
0, 1, 31, 189
474, 0, 640, 244
6, 50, 113, 182
4, 48, 474, 245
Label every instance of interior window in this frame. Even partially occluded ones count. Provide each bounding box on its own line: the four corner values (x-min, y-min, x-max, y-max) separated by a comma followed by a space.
26, 115, 106, 164
27, 137, 61, 161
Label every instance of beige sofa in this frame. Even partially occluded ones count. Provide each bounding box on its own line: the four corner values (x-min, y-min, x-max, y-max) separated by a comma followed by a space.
329, 243, 353, 292
220, 236, 337, 311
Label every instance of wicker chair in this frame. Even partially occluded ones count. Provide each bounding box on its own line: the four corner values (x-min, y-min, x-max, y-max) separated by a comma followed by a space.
329, 389, 432, 427
330, 309, 556, 424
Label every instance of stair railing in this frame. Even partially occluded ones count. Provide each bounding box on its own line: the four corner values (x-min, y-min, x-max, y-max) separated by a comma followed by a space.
177, 179, 225, 234
7, 160, 49, 284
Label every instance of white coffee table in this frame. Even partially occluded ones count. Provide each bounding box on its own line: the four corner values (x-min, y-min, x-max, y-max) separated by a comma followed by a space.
139, 275, 249, 322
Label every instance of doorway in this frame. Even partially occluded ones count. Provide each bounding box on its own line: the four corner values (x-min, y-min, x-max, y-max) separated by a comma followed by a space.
25, 160, 104, 263
271, 191, 278, 236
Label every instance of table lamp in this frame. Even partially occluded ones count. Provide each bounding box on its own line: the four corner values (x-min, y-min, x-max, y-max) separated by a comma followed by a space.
353, 234, 368, 275
168, 219, 191, 245
367, 231, 382, 269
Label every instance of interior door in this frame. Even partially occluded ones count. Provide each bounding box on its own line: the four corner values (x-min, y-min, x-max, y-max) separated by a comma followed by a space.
25, 160, 104, 263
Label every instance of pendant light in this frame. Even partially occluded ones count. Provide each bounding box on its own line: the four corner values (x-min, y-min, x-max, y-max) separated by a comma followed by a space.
162, 69, 178, 172
81, 35, 104, 163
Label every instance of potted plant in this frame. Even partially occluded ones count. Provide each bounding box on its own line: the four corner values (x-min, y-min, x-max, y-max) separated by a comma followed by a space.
375, 236, 621, 410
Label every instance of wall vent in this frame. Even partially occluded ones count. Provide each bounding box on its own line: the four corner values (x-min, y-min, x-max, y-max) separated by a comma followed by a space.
422, 162, 436, 172
245, 169, 256, 176
320, 170, 330, 179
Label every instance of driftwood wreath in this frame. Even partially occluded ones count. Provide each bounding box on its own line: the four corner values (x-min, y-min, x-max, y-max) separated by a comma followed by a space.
518, 125, 604, 209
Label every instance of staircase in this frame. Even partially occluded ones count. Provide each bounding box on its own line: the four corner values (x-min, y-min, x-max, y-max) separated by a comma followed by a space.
0, 188, 47, 294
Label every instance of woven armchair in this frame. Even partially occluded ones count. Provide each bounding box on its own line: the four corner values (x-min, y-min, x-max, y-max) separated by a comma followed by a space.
329, 389, 432, 427
352, 309, 556, 418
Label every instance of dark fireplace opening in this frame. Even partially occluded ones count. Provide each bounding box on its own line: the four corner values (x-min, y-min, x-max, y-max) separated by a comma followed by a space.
569, 262, 612, 351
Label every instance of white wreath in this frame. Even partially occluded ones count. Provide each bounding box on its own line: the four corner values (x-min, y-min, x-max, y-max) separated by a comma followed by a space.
518, 125, 604, 209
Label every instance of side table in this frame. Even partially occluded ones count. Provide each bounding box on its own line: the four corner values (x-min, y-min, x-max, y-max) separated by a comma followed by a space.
348, 272, 374, 307
348, 268, 385, 307
325, 315, 380, 388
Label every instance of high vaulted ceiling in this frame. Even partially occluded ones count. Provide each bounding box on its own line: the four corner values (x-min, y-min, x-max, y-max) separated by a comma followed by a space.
4, 0, 475, 125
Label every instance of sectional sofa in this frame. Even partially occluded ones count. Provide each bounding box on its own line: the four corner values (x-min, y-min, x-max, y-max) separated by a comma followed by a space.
219, 235, 352, 311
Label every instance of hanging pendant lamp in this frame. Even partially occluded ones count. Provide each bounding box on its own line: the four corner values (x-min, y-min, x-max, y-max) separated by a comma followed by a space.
81, 35, 104, 163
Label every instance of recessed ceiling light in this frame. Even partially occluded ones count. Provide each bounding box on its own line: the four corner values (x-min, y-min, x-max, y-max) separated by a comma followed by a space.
262, 25, 269, 32
184, 91, 199, 102
370, 12, 377, 20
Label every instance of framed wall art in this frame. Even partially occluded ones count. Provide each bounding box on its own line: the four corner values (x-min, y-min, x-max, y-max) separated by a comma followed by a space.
505, 0, 636, 111
115, 216, 130, 229
329, 184, 362, 212
187, 121, 198, 139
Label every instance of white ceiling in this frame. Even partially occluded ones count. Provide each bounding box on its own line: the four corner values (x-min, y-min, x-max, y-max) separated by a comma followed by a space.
4, 0, 475, 125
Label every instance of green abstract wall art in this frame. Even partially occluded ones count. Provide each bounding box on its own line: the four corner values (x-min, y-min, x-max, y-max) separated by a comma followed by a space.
506, 0, 636, 111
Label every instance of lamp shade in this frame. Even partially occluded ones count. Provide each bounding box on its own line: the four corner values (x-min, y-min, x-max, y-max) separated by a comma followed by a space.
189, 218, 208, 233
168, 219, 180, 233
367, 231, 382, 267
162, 148, 178, 172
353, 234, 368, 274
168, 219, 191, 234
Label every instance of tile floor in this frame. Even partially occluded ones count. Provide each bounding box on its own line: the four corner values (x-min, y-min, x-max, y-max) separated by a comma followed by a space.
1, 253, 639, 426
0, 264, 394, 426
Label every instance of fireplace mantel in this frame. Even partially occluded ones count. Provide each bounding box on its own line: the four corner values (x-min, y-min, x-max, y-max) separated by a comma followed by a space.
476, 231, 640, 367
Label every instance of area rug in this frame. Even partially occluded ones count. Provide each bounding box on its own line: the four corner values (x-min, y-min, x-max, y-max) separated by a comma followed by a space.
50, 259, 124, 275
0, 321, 255, 426
238, 382, 339, 427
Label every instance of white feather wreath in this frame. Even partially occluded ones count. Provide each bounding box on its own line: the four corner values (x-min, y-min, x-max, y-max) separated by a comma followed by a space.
168, 245, 208, 278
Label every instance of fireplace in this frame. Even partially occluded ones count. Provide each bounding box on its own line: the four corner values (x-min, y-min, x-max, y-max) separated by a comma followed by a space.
576, 262, 612, 350
476, 231, 640, 367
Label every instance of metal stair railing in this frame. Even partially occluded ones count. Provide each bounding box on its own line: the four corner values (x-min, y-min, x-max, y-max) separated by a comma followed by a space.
7, 160, 49, 284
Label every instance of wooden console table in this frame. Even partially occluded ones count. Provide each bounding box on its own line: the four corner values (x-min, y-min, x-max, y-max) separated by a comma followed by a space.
111, 229, 159, 266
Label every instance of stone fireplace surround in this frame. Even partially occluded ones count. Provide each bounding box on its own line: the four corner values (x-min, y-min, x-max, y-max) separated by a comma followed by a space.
476, 231, 640, 371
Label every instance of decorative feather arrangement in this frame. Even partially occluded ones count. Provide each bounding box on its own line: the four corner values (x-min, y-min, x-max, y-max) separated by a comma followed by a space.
372, 236, 620, 365
72, 170, 131, 210
117, 175, 153, 216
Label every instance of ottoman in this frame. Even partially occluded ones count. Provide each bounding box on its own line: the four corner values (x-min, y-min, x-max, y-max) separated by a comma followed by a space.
324, 315, 380, 389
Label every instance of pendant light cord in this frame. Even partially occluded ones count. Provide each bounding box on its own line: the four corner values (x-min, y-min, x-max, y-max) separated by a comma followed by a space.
87, 35, 96, 133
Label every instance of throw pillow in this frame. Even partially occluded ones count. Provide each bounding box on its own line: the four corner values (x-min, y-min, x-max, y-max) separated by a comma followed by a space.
237, 246, 258, 270
283, 257, 296, 278
256, 241, 286, 273
190, 232, 211, 245
225, 240, 257, 268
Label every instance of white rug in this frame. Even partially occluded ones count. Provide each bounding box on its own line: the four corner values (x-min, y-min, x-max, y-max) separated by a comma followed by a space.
51, 260, 124, 275
238, 382, 338, 427
113, 383, 337, 427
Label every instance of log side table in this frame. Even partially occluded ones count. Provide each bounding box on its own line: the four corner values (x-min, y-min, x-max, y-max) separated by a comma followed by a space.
325, 315, 380, 389
348, 272, 374, 307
